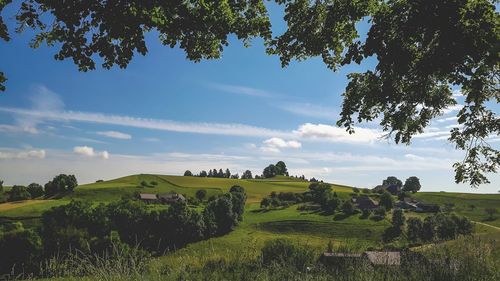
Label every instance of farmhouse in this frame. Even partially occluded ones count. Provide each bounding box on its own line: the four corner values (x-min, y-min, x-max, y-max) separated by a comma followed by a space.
363, 251, 401, 266
352, 196, 379, 211
395, 198, 419, 210
158, 192, 186, 204
139, 193, 158, 204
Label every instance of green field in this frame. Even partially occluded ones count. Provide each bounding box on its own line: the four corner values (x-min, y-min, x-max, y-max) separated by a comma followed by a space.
1, 174, 499, 272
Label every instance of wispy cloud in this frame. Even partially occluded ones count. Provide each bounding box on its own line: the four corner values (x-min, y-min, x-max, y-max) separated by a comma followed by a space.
0, 148, 46, 159
73, 146, 109, 159
277, 102, 338, 120
0, 107, 292, 138
97, 131, 132, 140
210, 83, 276, 98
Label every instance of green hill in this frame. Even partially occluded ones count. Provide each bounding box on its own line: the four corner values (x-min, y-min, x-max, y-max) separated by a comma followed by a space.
1, 174, 499, 273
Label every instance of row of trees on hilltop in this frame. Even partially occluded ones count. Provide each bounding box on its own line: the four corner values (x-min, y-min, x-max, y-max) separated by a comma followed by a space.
183, 161, 319, 181
374, 176, 421, 195
0, 174, 77, 203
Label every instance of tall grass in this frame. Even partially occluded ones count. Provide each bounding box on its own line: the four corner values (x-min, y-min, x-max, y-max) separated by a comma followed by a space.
5, 236, 499, 281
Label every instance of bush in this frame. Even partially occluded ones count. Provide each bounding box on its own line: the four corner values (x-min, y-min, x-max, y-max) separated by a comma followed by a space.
261, 239, 314, 271
0, 224, 42, 276
9, 185, 31, 201
27, 183, 44, 198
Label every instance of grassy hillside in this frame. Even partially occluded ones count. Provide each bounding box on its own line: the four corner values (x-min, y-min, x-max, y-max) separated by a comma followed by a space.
1, 174, 499, 276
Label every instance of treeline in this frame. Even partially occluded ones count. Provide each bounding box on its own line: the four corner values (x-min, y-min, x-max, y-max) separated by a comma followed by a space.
184, 161, 319, 181
0, 186, 246, 277
0, 174, 77, 203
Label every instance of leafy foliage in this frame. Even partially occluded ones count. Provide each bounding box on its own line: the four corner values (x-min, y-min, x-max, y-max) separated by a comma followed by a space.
9, 185, 31, 201
403, 176, 421, 193
44, 174, 78, 196
27, 183, 44, 198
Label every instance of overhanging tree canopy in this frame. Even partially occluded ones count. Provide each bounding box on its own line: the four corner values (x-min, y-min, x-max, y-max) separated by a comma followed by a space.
0, 0, 498, 187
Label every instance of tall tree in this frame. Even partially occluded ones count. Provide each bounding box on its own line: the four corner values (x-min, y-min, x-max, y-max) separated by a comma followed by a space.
225, 168, 231, 178
1, 0, 497, 186
403, 176, 422, 193
379, 191, 394, 210
183, 170, 193, 177
263, 164, 278, 178
275, 161, 288, 176
241, 170, 253, 179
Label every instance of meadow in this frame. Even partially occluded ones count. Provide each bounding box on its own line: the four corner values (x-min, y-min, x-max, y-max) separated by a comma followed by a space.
1, 174, 499, 279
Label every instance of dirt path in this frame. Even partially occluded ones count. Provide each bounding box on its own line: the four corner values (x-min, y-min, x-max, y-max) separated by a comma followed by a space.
0, 200, 54, 212
473, 221, 500, 231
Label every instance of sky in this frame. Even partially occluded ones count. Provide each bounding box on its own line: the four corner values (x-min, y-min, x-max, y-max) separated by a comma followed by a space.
0, 4, 498, 193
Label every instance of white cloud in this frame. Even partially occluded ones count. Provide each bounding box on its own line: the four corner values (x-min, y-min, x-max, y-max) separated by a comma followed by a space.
278, 103, 338, 120
0, 148, 46, 159
436, 116, 458, 123
15, 85, 65, 134
263, 137, 302, 149
442, 104, 462, 114
73, 146, 109, 159
97, 131, 132, 140
210, 83, 275, 98
294, 123, 381, 143
0, 107, 292, 139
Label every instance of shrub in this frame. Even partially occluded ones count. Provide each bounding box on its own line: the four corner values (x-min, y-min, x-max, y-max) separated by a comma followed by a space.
0, 224, 42, 276
27, 183, 44, 198
195, 189, 207, 201
9, 185, 31, 201
261, 239, 314, 271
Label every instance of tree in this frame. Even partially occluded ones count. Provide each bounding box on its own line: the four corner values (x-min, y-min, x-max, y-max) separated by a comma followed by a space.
195, 189, 207, 202
27, 183, 44, 198
263, 164, 278, 178
0, 225, 42, 275
241, 170, 253, 179
44, 174, 78, 196
485, 208, 498, 220
275, 161, 288, 176
379, 191, 394, 210
199, 170, 208, 177
407, 217, 423, 242
341, 200, 354, 215
260, 197, 271, 209
1, 1, 497, 186
382, 176, 403, 194
203, 195, 238, 236
184, 170, 193, 177
403, 176, 421, 193
352, 187, 360, 193
392, 209, 406, 229
9, 185, 31, 201
224, 168, 231, 178
308, 182, 332, 204
0, 179, 3, 192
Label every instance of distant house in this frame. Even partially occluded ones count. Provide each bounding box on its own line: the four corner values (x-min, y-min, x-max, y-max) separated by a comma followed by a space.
158, 192, 186, 204
416, 203, 440, 213
139, 193, 158, 204
320, 252, 364, 266
395, 198, 419, 210
363, 251, 401, 266
352, 196, 379, 211
321, 251, 401, 267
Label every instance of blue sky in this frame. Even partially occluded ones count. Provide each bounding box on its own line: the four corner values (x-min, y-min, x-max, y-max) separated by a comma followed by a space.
0, 5, 498, 193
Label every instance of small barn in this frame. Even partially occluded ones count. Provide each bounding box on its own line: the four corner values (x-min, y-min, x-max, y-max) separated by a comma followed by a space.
352, 196, 379, 211
158, 192, 186, 204
363, 251, 401, 266
139, 193, 158, 204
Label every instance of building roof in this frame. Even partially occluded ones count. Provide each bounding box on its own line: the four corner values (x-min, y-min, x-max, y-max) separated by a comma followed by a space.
355, 196, 379, 210
364, 251, 401, 266
158, 192, 186, 201
322, 252, 362, 258
139, 193, 157, 200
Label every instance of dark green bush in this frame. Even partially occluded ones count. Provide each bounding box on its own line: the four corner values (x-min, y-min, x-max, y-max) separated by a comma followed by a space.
261, 239, 314, 271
